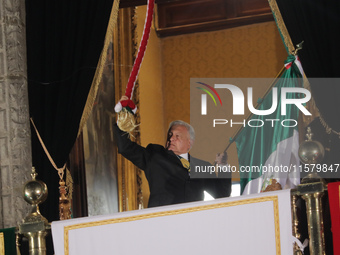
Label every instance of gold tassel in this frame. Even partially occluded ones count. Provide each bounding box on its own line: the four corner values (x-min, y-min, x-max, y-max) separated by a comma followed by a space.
66, 167, 74, 203
117, 108, 139, 136
59, 179, 72, 220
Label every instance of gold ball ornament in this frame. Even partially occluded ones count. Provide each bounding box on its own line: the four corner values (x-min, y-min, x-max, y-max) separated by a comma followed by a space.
23, 167, 48, 206
298, 127, 325, 164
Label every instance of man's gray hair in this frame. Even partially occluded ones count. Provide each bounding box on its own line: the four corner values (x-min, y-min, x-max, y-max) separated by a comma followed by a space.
168, 120, 195, 141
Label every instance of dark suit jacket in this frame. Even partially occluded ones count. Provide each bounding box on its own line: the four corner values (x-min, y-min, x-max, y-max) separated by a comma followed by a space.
114, 124, 231, 208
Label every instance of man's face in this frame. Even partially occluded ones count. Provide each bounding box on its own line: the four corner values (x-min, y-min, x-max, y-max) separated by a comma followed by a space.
167, 125, 192, 155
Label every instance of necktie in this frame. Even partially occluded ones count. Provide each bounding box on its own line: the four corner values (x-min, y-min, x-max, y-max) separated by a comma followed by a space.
179, 157, 190, 173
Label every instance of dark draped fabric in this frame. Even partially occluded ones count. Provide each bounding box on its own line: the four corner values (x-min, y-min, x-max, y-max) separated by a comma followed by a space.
26, 0, 114, 222
276, 0, 340, 78
275, 0, 340, 164
275, 1, 340, 253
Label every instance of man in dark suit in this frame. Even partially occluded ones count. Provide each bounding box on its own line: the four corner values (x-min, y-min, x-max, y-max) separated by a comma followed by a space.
114, 118, 231, 208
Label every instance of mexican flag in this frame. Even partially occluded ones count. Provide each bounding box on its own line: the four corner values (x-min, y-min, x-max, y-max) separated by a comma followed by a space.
236, 55, 305, 195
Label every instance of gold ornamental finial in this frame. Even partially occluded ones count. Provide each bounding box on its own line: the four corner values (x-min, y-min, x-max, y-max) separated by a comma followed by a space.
31, 167, 38, 180
293, 41, 304, 55
305, 127, 313, 141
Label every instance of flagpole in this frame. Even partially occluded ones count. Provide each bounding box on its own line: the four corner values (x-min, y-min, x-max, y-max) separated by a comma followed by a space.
223, 66, 286, 152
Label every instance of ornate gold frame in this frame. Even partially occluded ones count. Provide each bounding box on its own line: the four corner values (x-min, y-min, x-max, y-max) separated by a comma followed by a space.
113, 7, 143, 212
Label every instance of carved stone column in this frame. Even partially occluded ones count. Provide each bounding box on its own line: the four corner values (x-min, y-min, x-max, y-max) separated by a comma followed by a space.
0, 0, 32, 228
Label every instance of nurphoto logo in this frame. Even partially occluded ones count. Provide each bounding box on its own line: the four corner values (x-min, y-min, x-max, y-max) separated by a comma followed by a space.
198, 83, 311, 116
